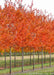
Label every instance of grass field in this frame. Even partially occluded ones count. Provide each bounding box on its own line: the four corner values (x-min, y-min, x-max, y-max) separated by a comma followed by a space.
15, 67, 54, 75
0, 54, 54, 75
0, 62, 54, 75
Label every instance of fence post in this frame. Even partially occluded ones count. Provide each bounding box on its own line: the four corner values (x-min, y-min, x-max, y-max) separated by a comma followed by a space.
33, 48, 35, 70
10, 47, 11, 75
5, 50, 6, 69
41, 49, 43, 68
22, 47, 24, 72
50, 49, 51, 67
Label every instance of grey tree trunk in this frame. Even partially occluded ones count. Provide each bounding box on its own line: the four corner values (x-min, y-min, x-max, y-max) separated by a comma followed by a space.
30, 50, 31, 65
5, 50, 6, 69
50, 50, 51, 67
14, 52, 16, 67
38, 52, 39, 64
22, 48, 24, 72
10, 48, 11, 75
41, 49, 43, 68
44, 52, 46, 64
33, 49, 35, 70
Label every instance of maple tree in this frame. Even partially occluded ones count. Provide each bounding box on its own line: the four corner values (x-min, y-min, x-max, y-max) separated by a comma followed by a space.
0, 0, 54, 54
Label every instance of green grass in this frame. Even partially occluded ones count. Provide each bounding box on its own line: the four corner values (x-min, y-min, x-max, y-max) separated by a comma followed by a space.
0, 55, 54, 75
0, 62, 54, 75
15, 67, 54, 75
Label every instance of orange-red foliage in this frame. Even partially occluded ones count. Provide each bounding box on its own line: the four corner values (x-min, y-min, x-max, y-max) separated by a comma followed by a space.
0, 0, 54, 53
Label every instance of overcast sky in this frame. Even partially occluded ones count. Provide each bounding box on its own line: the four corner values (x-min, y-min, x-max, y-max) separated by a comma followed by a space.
0, 0, 54, 16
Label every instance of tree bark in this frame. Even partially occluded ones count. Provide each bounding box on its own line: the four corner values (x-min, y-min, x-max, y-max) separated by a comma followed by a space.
41, 49, 43, 68
10, 48, 11, 75
30, 49, 31, 65
50, 50, 51, 67
38, 52, 39, 64
44, 52, 46, 64
22, 47, 24, 72
33, 49, 35, 70
5, 50, 6, 69
14, 52, 16, 67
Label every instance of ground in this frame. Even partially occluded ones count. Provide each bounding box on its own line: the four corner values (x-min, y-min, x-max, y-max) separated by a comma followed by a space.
0, 54, 54, 60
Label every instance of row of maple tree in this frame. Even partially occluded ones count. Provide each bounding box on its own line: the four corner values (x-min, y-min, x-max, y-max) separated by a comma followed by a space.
0, 0, 54, 54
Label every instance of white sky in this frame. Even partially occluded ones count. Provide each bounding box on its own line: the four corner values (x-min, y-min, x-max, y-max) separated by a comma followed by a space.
0, 0, 54, 16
